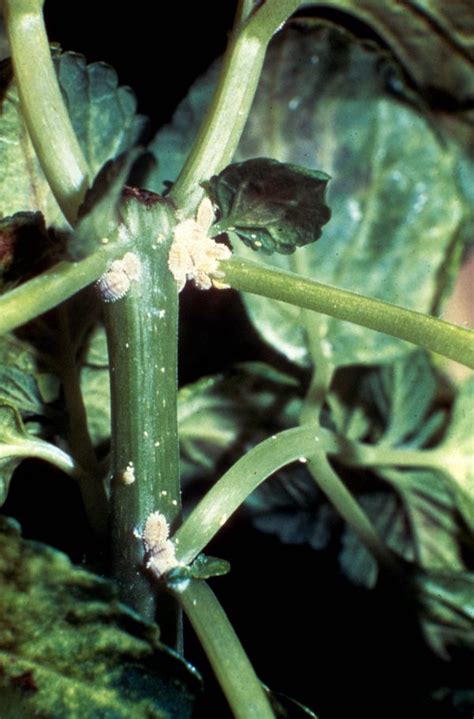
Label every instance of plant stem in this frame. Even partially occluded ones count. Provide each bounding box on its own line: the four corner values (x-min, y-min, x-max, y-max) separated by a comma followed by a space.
0, 244, 128, 337
57, 305, 108, 536
293, 246, 336, 424
172, 579, 275, 719
170, 0, 300, 216
104, 196, 181, 640
3, 0, 90, 224
172, 424, 388, 571
221, 257, 474, 368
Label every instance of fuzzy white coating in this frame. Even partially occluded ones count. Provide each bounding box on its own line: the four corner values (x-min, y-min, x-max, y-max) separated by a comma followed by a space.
168, 198, 232, 292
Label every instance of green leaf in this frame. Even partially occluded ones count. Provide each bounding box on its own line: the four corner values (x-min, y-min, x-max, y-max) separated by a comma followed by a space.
205, 158, 331, 254
339, 492, 410, 587
0, 366, 46, 418
378, 469, 467, 570
367, 350, 441, 447
0, 332, 55, 418
434, 376, 474, 531
0, 516, 199, 718
0, 403, 28, 504
0, 333, 59, 405
189, 554, 231, 580
0, 53, 144, 227
415, 567, 474, 658
178, 363, 300, 482
71, 148, 143, 260
165, 555, 231, 589
234, 25, 465, 367
55, 53, 146, 179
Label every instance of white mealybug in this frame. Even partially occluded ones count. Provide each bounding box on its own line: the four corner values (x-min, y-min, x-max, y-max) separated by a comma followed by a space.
141, 511, 178, 579
97, 251, 141, 302
120, 461, 135, 485
168, 197, 232, 292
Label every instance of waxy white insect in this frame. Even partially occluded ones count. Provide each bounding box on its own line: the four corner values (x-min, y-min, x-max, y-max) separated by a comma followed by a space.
168, 197, 232, 292
120, 461, 135, 485
97, 251, 141, 302
141, 510, 178, 579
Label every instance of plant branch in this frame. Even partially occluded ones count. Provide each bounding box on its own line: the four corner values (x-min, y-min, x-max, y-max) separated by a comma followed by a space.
170, 0, 300, 216
172, 579, 275, 719
3, 0, 90, 224
173, 424, 393, 573
0, 244, 128, 337
221, 257, 474, 368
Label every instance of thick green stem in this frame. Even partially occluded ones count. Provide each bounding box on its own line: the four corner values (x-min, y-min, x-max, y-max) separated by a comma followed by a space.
170, 0, 300, 216
0, 243, 129, 337
221, 257, 474, 368
104, 197, 181, 638
3, 0, 90, 223
172, 580, 275, 719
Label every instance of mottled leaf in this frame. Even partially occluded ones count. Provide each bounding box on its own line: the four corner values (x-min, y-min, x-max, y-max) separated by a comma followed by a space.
0, 333, 59, 407
379, 469, 466, 570
0, 53, 145, 227
205, 158, 331, 254
234, 25, 465, 366
0, 331, 54, 418
0, 516, 199, 718
0, 366, 46, 418
368, 350, 442, 447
